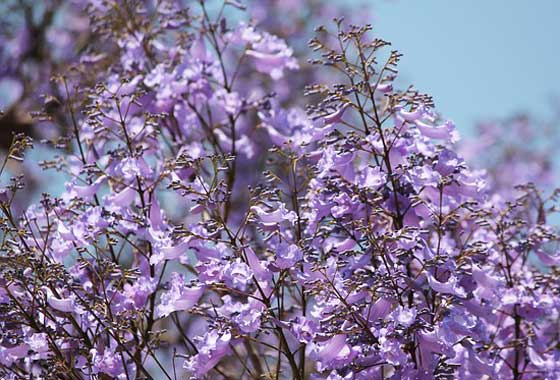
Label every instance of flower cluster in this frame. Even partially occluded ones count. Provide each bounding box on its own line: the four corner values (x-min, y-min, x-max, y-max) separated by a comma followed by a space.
0, 1, 559, 380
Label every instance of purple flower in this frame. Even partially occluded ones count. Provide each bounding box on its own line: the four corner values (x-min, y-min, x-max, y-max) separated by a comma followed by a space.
274, 241, 303, 269
245, 33, 298, 79
290, 316, 319, 344
42, 287, 82, 314
323, 103, 350, 125
312, 334, 357, 371
251, 202, 297, 230
156, 272, 204, 318
223, 259, 253, 291
90, 343, 130, 379
184, 329, 232, 377
123, 275, 157, 309
0, 344, 29, 367
416, 120, 460, 143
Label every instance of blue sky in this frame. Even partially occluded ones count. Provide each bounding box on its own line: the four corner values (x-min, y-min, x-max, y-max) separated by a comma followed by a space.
369, 0, 560, 135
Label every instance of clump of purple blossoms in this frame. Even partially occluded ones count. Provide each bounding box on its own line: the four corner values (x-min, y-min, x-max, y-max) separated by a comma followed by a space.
1, 1, 559, 380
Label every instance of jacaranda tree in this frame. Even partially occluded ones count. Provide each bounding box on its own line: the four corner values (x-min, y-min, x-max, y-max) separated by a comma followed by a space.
0, 1, 559, 379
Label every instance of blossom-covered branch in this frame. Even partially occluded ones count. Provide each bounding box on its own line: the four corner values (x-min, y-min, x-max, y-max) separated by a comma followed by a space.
0, 1, 559, 380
